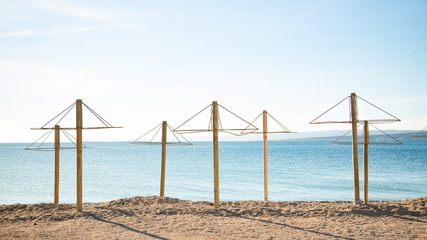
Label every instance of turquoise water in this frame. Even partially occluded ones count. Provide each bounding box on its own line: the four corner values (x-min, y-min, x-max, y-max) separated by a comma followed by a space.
0, 141, 425, 204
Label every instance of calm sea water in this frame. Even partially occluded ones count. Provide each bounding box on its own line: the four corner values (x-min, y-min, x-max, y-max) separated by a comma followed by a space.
0, 141, 425, 204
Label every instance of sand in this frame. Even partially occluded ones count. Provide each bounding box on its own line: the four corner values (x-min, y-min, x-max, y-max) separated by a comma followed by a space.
0, 196, 425, 239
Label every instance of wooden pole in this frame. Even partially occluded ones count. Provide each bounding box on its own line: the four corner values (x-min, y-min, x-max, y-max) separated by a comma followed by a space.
350, 93, 361, 204
263, 110, 268, 201
212, 101, 220, 209
76, 99, 83, 211
54, 125, 60, 204
363, 121, 369, 204
160, 121, 167, 197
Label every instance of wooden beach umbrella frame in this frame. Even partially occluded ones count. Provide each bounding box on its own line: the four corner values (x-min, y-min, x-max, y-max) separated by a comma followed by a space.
30, 99, 122, 211
130, 121, 193, 197
173, 101, 258, 209
331, 121, 402, 203
25, 125, 91, 205
410, 126, 427, 137
242, 110, 296, 201
310, 93, 400, 204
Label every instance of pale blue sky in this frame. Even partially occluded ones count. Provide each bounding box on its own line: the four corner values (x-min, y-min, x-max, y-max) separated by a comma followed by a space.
1, 0, 426, 142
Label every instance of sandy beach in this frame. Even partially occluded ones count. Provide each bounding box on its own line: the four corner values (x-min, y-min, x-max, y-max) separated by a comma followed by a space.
0, 196, 425, 239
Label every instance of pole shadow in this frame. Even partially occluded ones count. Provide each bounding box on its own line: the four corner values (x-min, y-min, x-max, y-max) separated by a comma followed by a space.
221, 209, 354, 240
350, 204, 426, 224
95, 206, 134, 217
85, 212, 169, 240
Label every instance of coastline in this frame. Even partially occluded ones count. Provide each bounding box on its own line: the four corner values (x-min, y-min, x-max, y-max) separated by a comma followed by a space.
1, 196, 425, 239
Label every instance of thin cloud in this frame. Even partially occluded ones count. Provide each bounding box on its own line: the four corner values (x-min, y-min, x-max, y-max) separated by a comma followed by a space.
1, 1, 167, 37
0, 26, 105, 38
32, 0, 111, 21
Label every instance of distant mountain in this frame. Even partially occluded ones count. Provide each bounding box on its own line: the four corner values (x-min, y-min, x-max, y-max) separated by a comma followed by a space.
276, 130, 427, 142
174, 129, 426, 142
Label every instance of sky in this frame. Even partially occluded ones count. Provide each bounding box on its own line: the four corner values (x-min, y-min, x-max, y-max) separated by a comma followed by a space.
1, 0, 426, 143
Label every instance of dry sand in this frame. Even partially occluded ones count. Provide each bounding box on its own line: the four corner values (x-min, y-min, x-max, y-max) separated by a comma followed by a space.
1, 196, 425, 239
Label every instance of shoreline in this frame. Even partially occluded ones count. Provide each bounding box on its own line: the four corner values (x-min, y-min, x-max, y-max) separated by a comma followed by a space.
1, 196, 425, 239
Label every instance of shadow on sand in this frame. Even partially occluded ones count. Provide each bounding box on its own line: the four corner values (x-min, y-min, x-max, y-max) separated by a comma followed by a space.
85, 212, 169, 240
349, 204, 426, 224
221, 209, 355, 240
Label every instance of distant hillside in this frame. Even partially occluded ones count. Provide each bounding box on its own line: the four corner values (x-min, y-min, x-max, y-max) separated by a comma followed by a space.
277, 132, 427, 142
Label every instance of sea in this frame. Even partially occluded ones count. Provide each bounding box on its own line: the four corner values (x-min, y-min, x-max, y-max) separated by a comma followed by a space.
0, 140, 426, 205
